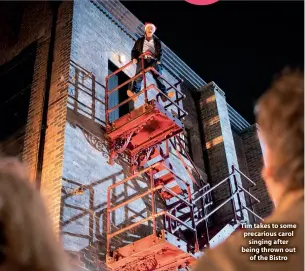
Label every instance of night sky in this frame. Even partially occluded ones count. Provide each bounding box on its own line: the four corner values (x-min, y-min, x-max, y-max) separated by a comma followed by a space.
123, 1, 304, 123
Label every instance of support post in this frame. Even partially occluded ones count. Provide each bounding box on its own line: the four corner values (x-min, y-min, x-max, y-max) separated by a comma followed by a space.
150, 169, 157, 236
142, 57, 148, 103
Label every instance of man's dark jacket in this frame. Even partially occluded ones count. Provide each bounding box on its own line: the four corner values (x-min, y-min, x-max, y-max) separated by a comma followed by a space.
131, 36, 162, 61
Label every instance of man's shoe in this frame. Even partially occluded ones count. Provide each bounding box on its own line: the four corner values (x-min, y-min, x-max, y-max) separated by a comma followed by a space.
161, 95, 167, 102
167, 91, 175, 99
127, 90, 137, 102
160, 91, 175, 102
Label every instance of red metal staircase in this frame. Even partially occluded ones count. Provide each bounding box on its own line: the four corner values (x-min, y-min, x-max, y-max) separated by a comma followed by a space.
104, 53, 262, 271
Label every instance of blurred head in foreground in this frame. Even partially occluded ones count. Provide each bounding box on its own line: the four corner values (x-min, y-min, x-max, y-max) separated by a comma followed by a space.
0, 158, 68, 271
256, 70, 304, 206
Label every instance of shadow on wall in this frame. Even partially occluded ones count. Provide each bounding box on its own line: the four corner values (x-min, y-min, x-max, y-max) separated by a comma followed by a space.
62, 62, 164, 270
67, 60, 106, 128
61, 121, 160, 270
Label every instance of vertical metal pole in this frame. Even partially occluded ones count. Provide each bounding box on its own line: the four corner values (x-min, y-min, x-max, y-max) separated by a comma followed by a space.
163, 215, 167, 232
168, 216, 172, 233
172, 208, 177, 231
187, 185, 199, 252
201, 182, 210, 247
175, 81, 181, 119
92, 74, 96, 120
75, 69, 79, 112
142, 57, 148, 103
228, 176, 239, 224
150, 169, 157, 236
165, 139, 169, 157
233, 173, 244, 220
106, 188, 111, 255
105, 78, 109, 132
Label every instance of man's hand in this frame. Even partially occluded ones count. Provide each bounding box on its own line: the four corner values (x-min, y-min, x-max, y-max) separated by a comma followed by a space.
157, 61, 161, 65
132, 59, 138, 64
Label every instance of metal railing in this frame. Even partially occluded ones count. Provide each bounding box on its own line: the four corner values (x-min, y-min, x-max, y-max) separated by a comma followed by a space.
92, 0, 251, 133
194, 165, 263, 228
68, 60, 106, 126
106, 148, 262, 257
105, 52, 187, 132
106, 160, 199, 256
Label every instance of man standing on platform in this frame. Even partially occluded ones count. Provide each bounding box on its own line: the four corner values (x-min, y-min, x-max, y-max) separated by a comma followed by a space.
127, 22, 174, 102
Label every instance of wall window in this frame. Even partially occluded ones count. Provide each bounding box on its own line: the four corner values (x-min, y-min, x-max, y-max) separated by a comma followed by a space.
108, 60, 131, 122
0, 2, 24, 44
0, 42, 36, 141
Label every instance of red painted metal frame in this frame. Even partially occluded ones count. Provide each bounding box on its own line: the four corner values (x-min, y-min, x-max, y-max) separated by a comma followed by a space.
106, 161, 199, 257
105, 52, 187, 133
103, 52, 264, 270
106, 100, 184, 166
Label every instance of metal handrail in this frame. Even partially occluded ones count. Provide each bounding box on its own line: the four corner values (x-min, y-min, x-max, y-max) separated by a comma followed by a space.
107, 83, 187, 119
242, 205, 264, 221
175, 134, 204, 183
109, 184, 163, 212
107, 162, 161, 191
105, 52, 187, 130
162, 186, 192, 207
196, 192, 237, 225
169, 137, 199, 186
237, 185, 260, 203
233, 166, 256, 186
150, 67, 186, 99
106, 160, 198, 254
108, 210, 166, 239
165, 212, 196, 233
191, 183, 210, 200
193, 174, 233, 204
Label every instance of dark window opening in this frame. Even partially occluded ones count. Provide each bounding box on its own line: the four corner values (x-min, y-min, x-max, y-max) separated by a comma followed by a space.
108, 60, 132, 122
0, 42, 37, 144
0, 2, 25, 45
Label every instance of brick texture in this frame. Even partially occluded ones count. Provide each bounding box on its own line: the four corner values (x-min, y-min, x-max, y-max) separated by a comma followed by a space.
233, 130, 257, 224
0, 0, 74, 243
38, 1, 74, 236
240, 125, 274, 220
199, 83, 250, 225
182, 85, 205, 172
0, 2, 52, 163
61, 1, 199, 269
0, 1, 273, 270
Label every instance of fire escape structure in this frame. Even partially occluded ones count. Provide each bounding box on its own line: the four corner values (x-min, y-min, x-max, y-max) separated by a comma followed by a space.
104, 53, 262, 271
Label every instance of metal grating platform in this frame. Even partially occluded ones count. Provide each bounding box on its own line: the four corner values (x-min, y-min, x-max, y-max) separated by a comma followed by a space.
106, 100, 183, 162
106, 230, 197, 271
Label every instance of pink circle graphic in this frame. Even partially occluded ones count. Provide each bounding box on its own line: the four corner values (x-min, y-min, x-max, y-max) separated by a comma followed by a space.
185, 0, 218, 5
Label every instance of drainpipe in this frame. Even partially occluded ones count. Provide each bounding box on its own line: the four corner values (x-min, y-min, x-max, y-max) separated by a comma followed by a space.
35, 1, 61, 189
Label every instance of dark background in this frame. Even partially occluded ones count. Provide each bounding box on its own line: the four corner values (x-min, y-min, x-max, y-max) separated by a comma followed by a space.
123, 1, 304, 123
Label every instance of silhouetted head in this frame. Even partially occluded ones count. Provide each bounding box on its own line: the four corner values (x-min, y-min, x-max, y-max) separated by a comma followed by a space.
255, 70, 304, 205
0, 158, 68, 271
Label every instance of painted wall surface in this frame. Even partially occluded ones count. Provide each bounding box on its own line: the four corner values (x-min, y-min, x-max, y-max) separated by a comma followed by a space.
61, 1, 195, 269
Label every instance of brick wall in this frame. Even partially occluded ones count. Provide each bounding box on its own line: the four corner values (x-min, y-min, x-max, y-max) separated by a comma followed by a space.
182, 85, 205, 172
0, 0, 74, 242
240, 125, 274, 220
38, 1, 74, 236
2, 1, 73, 235
61, 1, 198, 269
0, 1, 272, 269
233, 129, 256, 224
199, 83, 249, 225
0, 3, 51, 164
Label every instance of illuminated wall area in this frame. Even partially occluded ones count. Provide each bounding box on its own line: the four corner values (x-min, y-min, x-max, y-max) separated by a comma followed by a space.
0, 1, 273, 270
